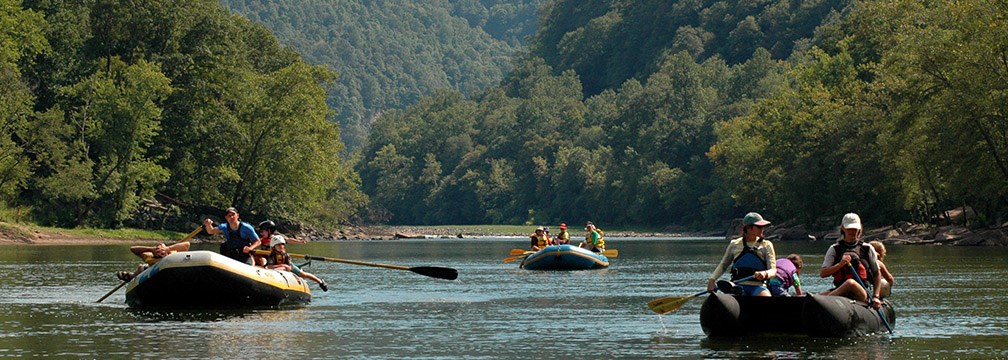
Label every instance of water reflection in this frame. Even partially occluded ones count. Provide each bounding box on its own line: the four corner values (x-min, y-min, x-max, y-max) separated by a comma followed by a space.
699, 336, 892, 359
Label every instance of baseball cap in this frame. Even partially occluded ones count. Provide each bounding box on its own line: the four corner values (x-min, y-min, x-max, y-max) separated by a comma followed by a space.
742, 212, 771, 226
841, 213, 862, 229
225, 207, 238, 215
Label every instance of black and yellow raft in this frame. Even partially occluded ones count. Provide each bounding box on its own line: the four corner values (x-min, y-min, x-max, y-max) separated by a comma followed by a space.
125, 250, 311, 308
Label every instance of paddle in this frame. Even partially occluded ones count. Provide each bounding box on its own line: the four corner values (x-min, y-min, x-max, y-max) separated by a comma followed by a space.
848, 263, 894, 334
255, 250, 458, 281
97, 226, 203, 303
647, 275, 755, 314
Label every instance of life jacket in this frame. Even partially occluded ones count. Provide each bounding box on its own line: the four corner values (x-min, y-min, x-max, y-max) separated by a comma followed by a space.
531, 233, 549, 248
586, 229, 605, 250
554, 231, 570, 244
220, 224, 255, 261
832, 240, 874, 288
731, 240, 768, 281
266, 251, 290, 267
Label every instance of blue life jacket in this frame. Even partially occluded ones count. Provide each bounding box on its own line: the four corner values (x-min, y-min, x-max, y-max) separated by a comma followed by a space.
731, 242, 768, 281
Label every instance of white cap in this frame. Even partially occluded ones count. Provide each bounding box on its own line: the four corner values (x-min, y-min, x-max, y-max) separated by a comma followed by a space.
270, 234, 287, 248
841, 213, 862, 230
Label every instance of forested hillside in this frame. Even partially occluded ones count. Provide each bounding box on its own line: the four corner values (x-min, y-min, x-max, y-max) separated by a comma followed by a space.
357, 0, 1008, 230
220, 0, 543, 150
3, 0, 363, 228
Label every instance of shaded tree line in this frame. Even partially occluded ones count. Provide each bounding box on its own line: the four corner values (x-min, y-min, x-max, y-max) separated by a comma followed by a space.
2, 0, 364, 228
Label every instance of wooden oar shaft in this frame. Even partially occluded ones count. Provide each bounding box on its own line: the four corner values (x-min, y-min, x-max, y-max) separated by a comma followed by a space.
96, 280, 129, 303
298, 253, 409, 271
255, 250, 458, 280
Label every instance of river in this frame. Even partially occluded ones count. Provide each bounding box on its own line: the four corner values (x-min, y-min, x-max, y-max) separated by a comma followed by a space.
0, 238, 1005, 358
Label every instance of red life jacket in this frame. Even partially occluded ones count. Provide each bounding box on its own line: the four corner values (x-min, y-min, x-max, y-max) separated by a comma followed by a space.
832, 240, 874, 287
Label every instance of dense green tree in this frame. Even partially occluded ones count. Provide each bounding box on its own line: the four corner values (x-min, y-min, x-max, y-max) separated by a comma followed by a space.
14, 0, 363, 228
0, 0, 49, 205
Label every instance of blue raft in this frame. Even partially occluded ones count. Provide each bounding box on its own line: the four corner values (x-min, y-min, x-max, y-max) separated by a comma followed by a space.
520, 244, 609, 270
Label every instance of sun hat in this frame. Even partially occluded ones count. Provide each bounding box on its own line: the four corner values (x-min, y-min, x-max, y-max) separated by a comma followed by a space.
742, 212, 771, 226
535, 226, 544, 232
270, 234, 287, 248
841, 213, 862, 230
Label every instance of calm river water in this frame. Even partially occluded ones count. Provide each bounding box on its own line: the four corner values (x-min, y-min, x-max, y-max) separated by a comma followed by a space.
0, 237, 1005, 359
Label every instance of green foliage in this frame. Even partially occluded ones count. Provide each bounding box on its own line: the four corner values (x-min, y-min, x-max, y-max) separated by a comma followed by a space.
0, 0, 49, 205
10, 0, 363, 229
220, 0, 541, 150
530, 0, 850, 95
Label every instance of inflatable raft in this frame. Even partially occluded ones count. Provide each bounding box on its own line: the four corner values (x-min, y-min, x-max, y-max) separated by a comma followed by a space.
520, 245, 609, 270
699, 292, 895, 337
125, 251, 311, 308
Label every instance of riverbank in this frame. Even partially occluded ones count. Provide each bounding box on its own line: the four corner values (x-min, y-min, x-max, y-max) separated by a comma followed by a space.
2, 220, 1005, 246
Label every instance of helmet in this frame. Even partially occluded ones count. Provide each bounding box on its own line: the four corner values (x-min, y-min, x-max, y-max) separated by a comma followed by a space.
270, 235, 286, 248
258, 220, 276, 232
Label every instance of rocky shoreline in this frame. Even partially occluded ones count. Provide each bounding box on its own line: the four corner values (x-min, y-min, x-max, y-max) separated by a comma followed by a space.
2, 221, 1005, 246
765, 222, 1008, 246
305, 222, 1008, 246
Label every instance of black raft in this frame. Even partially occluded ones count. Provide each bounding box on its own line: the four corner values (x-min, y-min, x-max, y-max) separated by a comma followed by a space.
699, 292, 896, 337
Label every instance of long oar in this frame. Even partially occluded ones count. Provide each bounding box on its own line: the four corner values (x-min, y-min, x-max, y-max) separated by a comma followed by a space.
256, 250, 458, 280
848, 263, 894, 334
647, 275, 754, 314
97, 227, 203, 303
503, 252, 532, 263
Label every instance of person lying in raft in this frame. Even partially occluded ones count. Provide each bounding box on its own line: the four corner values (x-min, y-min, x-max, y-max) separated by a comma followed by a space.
254, 220, 307, 266
265, 235, 328, 292
706, 212, 776, 297
768, 254, 803, 296
819, 213, 883, 309
530, 226, 550, 251
578, 222, 606, 252
116, 241, 191, 281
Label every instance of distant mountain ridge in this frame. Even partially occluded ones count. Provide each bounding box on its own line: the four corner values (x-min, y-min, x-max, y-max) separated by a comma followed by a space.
219, 0, 543, 150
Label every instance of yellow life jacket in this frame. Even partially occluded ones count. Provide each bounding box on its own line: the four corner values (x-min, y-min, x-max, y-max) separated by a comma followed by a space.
555, 231, 570, 243
586, 229, 605, 250
141, 250, 177, 265
531, 233, 549, 248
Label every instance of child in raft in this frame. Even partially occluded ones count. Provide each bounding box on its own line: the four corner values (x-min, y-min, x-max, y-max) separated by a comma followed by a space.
869, 241, 894, 298
767, 254, 803, 296
265, 235, 328, 292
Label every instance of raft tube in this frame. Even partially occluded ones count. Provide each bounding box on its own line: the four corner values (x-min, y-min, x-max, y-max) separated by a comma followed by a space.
520, 244, 609, 270
699, 292, 895, 337
125, 250, 311, 308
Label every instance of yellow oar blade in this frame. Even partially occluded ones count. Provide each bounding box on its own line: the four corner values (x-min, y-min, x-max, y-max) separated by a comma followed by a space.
647, 290, 707, 314
510, 248, 530, 256
601, 249, 618, 258
503, 255, 527, 263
